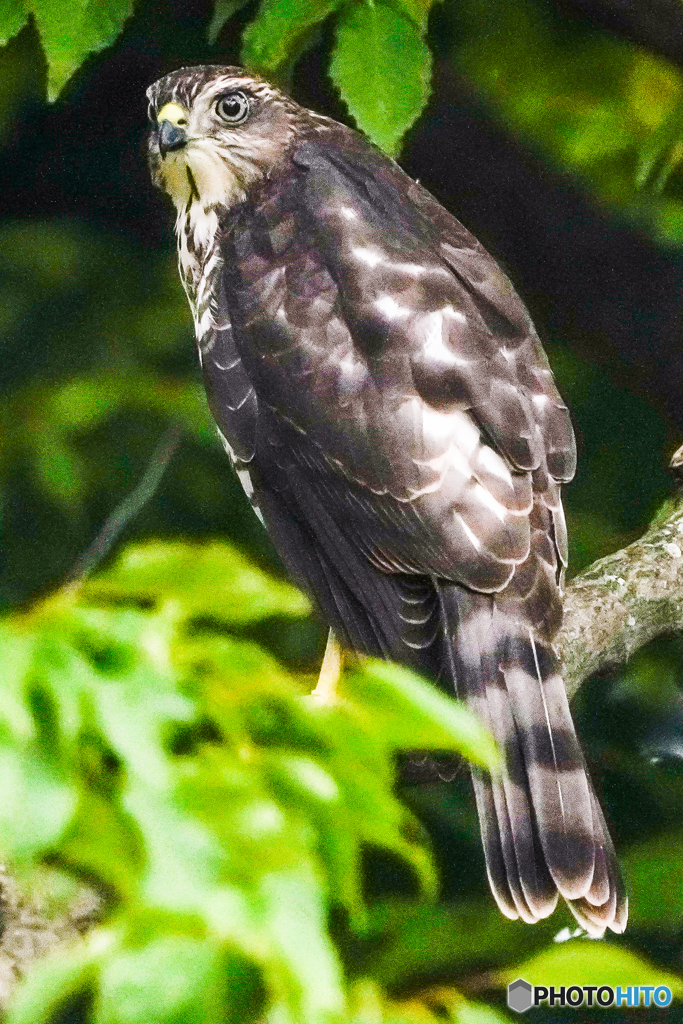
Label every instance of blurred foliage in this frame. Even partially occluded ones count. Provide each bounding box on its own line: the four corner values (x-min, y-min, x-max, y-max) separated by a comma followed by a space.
1, 540, 681, 1024
0, 0, 681, 1022
0, 539, 500, 1024
6, 0, 683, 214
454, 0, 683, 244
5, 0, 683, 228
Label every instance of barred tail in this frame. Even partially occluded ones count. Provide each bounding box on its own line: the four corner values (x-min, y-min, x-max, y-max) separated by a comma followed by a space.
438, 584, 627, 935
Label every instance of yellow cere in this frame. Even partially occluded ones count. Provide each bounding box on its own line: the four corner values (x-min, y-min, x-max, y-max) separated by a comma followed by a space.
157, 102, 188, 126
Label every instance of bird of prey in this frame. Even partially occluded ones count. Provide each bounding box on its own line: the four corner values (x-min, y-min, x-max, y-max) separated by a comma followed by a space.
147, 64, 627, 934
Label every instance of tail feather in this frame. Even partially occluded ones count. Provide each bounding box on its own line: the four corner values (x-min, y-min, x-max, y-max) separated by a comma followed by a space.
471, 770, 519, 920
477, 767, 559, 922
584, 815, 610, 907
438, 583, 627, 935
479, 672, 559, 918
566, 788, 627, 935
490, 776, 538, 924
502, 638, 595, 898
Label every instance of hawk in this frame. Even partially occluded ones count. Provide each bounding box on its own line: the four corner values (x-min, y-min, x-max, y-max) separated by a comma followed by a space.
147, 65, 627, 934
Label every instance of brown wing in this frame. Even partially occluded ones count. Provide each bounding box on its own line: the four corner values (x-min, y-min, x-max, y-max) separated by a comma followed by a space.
206, 125, 625, 934
280, 137, 575, 615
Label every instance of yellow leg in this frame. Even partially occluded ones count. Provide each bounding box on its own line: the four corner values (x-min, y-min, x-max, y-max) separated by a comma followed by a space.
309, 629, 343, 703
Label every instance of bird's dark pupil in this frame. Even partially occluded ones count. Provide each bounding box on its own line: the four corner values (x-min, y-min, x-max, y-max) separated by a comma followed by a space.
219, 94, 246, 120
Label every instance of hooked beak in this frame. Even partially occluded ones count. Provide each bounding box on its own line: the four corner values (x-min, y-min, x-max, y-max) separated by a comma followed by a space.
158, 120, 187, 158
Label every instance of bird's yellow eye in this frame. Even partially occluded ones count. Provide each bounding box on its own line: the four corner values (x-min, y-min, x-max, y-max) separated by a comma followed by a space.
157, 102, 189, 127
216, 91, 249, 125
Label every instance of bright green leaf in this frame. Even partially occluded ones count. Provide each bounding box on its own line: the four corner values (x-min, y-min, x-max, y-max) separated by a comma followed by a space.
0, 747, 75, 861
452, 997, 512, 1024
125, 783, 226, 914
0, 625, 38, 742
0, 0, 27, 46
342, 661, 500, 770
26, 0, 135, 99
96, 934, 224, 1024
58, 787, 142, 899
331, 1, 432, 156
83, 540, 311, 625
242, 0, 342, 77
272, 753, 340, 803
392, 0, 435, 32
180, 635, 298, 720
0, 533, 507, 1021
502, 941, 683, 996
259, 870, 345, 1018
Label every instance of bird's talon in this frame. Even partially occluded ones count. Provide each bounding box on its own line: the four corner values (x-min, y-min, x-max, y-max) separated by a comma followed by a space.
308, 629, 343, 704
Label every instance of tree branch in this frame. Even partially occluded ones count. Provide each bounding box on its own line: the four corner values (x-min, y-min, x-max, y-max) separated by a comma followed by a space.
65, 422, 183, 586
558, 443, 683, 698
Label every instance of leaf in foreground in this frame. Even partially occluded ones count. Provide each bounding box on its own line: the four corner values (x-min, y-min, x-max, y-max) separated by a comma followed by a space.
29, 0, 135, 99
242, 0, 342, 78
331, 1, 432, 156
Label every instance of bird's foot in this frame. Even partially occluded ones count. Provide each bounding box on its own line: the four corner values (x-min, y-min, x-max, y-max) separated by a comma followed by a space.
308, 629, 343, 704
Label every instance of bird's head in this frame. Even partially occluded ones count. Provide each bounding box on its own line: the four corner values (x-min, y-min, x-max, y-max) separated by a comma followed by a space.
147, 65, 302, 210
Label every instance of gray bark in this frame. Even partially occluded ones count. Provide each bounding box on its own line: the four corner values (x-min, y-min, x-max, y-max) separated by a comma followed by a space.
558, 443, 683, 697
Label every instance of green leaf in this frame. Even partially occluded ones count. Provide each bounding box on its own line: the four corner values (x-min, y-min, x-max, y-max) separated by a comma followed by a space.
259, 871, 345, 1018
368, 900, 549, 990
96, 933, 226, 1024
6, 942, 98, 1024
0, 625, 38, 742
392, 0, 435, 32
0, 0, 28, 46
242, 0, 342, 77
207, 0, 251, 44
58, 787, 142, 899
349, 979, 511, 1024
342, 661, 500, 770
83, 540, 311, 625
180, 635, 298, 723
330, 1, 432, 156
26, 0, 135, 99
452, 998, 512, 1024
1, 534, 496, 1022
124, 783, 225, 914
0, 746, 75, 861
501, 941, 683, 996
31, 436, 87, 509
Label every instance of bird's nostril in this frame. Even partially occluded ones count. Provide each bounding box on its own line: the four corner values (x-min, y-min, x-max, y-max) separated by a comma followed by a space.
158, 120, 187, 156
